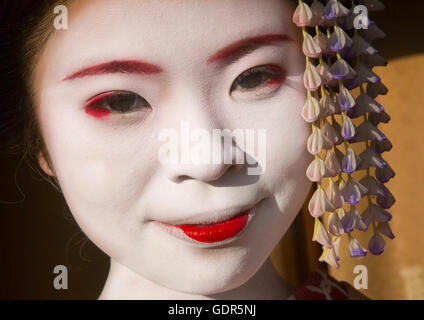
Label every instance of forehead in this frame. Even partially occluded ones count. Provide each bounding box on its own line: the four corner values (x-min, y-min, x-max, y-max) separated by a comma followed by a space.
65, 0, 293, 37
39, 0, 296, 77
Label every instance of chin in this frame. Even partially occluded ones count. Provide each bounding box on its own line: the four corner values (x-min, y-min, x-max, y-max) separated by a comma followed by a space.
156, 259, 260, 296
125, 242, 265, 296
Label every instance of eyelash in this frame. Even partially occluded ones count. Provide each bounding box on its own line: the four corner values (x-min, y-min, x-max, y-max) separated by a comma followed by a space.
84, 65, 286, 119
230, 65, 286, 97
84, 91, 151, 119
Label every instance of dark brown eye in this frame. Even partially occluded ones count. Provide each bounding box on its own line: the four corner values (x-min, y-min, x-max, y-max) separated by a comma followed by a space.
85, 91, 150, 114
230, 65, 286, 95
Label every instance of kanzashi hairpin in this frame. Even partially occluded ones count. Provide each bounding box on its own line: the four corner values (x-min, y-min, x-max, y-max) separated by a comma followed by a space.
293, 0, 394, 268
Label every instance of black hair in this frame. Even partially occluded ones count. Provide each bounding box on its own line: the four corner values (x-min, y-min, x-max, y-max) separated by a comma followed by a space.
0, 1, 65, 178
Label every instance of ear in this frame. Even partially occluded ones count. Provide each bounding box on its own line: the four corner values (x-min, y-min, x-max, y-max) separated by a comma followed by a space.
38, 151, 55, 177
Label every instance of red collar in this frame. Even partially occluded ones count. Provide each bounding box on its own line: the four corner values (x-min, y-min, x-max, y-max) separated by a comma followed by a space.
288, 269, 349, 300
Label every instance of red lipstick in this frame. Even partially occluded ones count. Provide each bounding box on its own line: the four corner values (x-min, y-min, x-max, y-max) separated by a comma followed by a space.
157, 209, 251, 243
171, 211, 249, 243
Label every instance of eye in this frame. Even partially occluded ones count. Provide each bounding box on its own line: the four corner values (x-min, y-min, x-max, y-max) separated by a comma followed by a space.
84, 91, 151, 118
230, 65, 286, 99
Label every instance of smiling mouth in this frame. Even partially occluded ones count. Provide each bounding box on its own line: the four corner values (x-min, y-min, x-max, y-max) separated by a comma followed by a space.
155, 205, 259, 244
153, 198, 264, 244
174, 210, 250, 243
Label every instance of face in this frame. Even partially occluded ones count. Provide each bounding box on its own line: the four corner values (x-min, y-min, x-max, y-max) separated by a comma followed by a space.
34, 0, 312, 294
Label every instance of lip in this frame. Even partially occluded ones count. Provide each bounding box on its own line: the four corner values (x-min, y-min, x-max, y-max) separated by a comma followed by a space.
153, 201, 262, 246
152, 201, 262, 226
176, 210, 249, 243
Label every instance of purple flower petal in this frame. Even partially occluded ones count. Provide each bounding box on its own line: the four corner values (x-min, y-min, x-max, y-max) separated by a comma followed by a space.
368, 233, 386, 255
352, 34, 379, 56
310, 0, 325, 26
323, 121, 343, 146
301, 95, 321, 123
323, 0, 351, 20
343, 76, 361, 90
353, 210, 368, 231
303, 32, 322, 58
329, 27, 352, 52
324, 149, 342, 177
348, 120, 385, 143
366, 81, 388, 98
356, 63, 381, 84
375, 164, 395, 183
293, 1, 313, 27
342, 146, 361, 173
360, 175, 388, 197
338, 86, 356, 110
363, 54, 387, 68
341, 176, 367, 205
308, 187, 335, 218
377, 222, 395, 240
330, 59, 349, 80
358, 147, 387, 169
316, 62, 336, 88
377, 190, 395, 209
341, 209, 355, 233
349, 237, 368, 257
371, 139, 393, 154
328, 210, 345, 235
362, 24, 386, 42
353, 94, 385, 118
341, 113, 356, 139
368, 112, 391, 127
304, 62, 322, 91
314, 31, 334, 57
361, 203, 392, 226
306, 157, 326, 182
313, 217, 333, 248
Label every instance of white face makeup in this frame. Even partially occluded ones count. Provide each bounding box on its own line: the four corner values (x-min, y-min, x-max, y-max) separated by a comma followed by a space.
34, 0, 312, 296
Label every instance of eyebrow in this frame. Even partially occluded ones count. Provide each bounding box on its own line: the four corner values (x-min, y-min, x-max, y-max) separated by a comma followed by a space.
207, 33, 293, 65
62, 34, 292, 81
62, 60, 163, 81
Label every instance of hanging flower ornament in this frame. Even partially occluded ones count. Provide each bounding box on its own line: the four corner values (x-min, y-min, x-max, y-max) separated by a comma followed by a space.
294, 0, 394, 269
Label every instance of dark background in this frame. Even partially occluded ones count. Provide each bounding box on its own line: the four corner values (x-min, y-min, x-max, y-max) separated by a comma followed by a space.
0, 0, 423, 299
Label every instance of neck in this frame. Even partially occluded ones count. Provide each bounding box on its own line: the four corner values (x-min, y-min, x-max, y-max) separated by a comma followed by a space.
98, 257, 295, 300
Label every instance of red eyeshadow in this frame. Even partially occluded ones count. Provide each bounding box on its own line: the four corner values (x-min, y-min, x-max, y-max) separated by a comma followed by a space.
84, 92, 113, 119
85, 106, 111, 119
267, 74, 286, 87
266, 66, 286, 87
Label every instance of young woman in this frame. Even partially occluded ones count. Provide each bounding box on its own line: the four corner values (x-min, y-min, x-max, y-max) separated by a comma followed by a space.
0, 0, 374, 299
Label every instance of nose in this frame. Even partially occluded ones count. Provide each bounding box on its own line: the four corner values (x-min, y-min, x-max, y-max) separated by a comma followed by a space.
166, 142, 243, 183
159, 100, 243, 184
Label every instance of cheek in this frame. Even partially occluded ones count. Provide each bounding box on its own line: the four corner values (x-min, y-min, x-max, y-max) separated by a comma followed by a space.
261, 89, 313, 214
37, 103, 157, 222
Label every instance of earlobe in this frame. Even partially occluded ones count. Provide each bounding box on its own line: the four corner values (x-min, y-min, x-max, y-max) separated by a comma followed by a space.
38, 151, 55, 177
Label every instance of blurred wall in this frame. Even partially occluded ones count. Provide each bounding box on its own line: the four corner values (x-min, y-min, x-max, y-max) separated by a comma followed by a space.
327, 54, 424, 300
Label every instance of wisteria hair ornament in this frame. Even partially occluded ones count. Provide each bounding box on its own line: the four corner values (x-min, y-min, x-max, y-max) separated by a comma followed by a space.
293, 0, 394, 268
